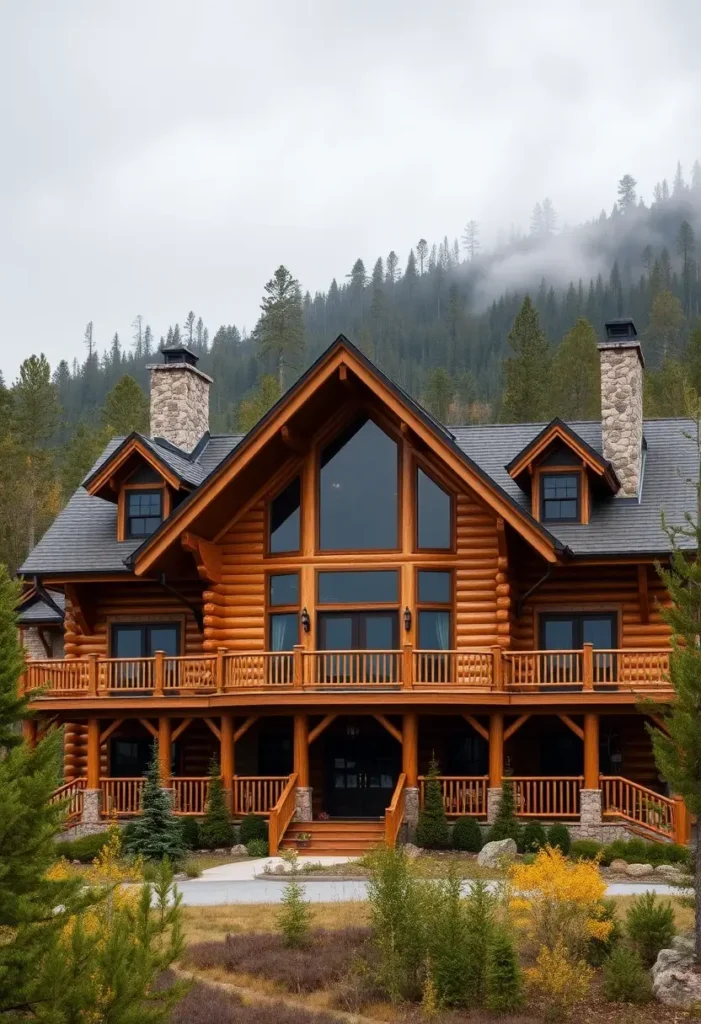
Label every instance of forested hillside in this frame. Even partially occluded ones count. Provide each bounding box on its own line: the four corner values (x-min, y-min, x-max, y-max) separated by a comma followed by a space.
5, 160, 701, 574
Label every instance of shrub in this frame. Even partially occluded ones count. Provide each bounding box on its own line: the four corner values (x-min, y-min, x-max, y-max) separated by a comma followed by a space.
54, 831, 112, 863
182, 859, 203, 879
451, 815, 483, 852
570, 838, 602, 861
586, 898, 621, 966
426, 872, 471, 1006
200, 762, 234, 849
602, 945, 653, 1003
485, 928, 523, 1013
181, 816, 201, 851
625, 891, 676, 967
277, 877, 312, 948
527, 941, 593, 1019
599, 837, 689, 867
246, 838, 269, 858
487, 776, 521, 848
366, 845, 427, 1002
462, 878, 496, 1004
239, 812, 267, 846
522, 820, 547, 853
122, 745, 185, 862
415, 758, 450, 850
545, 822, 571, 855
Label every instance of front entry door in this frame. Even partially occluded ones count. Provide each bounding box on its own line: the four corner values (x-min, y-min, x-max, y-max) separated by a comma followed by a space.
324, 717, 400, 818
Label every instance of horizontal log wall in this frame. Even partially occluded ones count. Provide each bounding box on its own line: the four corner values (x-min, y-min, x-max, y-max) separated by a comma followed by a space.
203, 502, 266, 652
455, 492, 506, 649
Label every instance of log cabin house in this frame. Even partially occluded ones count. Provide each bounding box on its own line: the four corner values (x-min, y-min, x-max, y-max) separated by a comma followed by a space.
19, 321, 695, 853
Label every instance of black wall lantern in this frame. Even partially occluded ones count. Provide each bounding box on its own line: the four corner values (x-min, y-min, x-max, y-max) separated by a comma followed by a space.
301, 607, 311, 633
403, 606, 412, 632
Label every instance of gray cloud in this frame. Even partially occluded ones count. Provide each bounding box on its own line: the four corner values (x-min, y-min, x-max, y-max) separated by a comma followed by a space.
1, 0, 700, 378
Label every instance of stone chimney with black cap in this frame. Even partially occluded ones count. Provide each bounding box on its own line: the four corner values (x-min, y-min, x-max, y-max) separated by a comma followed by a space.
598, 318, 645, 499
147, 345, 212, 452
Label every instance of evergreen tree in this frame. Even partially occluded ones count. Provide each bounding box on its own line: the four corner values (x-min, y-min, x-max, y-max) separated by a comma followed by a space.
677, 221, 696, 315
237, 375, 281, 432
485, 928, 523, 1012
617, 173, 637, 211
428, 872, 471, 1006
552, 318, 600, 419
686, 322, 701, 397
415, 757, 450, 849
461, 220, 480, 259
60, 422, 109, 498
101, 374, 149, 435
199, 760, 234, 849
647, 289, 686, 365
123, 745, 185, 862
423, 367, 454, 422
416, 239, 428, 275
487, 776, 521, 846
253, 266, 305, 390
501, 296, 552, 421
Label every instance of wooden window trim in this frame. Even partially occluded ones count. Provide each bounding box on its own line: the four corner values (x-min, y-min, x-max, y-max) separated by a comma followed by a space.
266, 473, 303, 558
118, 483, 170, 542
265, 570, 301, 649
414, 458, 456, 553
532, 466, 589, 525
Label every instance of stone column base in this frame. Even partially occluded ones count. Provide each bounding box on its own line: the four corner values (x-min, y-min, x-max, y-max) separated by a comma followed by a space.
487, 787, 502, 824
294, 787, 313, 822
579, 789, 603, 832
404, 787, 419, 840
81, 788, 102, 824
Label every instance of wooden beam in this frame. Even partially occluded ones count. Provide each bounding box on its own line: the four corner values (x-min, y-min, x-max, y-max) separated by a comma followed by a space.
172, 718, 193, 742
402, 712, 418, 787
504, 714, 530, 742
637, 564, 650, 625
646, 712, 670, 736
158, 717, 172, 784
204, 717, 222, 742
339, 364, 348, 383
294, 713, 309, 787
64, 583, 95, 635
373, 714, 402, 744
87, 718, 100, 789
308, 713, 337, 745
181, 532, 222, 584
463, 713, 489, 742
489, 712, 504, 788
138, 717, 158, 739
584, 713, 599, 789
558, 713, 584, 741
233, 715, 258, 744
100, 719, 124, 745
496, 517, 507, 561
280, 425, 307, 455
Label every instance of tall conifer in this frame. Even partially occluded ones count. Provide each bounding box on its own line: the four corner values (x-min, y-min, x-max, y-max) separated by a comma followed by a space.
501, 296, 552, 422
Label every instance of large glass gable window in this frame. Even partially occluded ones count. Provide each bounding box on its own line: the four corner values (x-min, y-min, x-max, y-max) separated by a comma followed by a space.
417, 468, 452, 549
319, 418, 398, 550
270, 477, 301, 553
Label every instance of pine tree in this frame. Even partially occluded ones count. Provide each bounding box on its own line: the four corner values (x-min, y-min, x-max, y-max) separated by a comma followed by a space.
617, 173, 637, 211
60, 422, 109, 498
501, 296, 552, 421
423, 368, 454, 423
253, 266, 305, 390
237, 375, 281, 432
277, 876, 312, 948
485, 928, 523, 1012
101, 375, 149, 435
416, 239, 428, 275
428, 872, 471, 1006
677, 221, 696, 315
487, 776, 521, 846
199, 760, 234, 849
415, 757, 450, 849
686, 322, 701, 397
552, 318, 600, 419
123, 745, 185, 862
461, 220, 480, 259
647, 289, 686, 366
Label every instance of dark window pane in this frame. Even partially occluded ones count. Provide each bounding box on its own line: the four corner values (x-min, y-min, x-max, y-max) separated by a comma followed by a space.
417, 468, 451, 549
418, 610, 451, 649
269, 573, 299, 606
270, 478, 300, 553
541, 473, 579, 521
148, 626, 179, 656
581, 617, 614, 648
320, 418, 398, 549
321, 615, 353, 649
112, 623, 180, 657
126, 490, 162, 537
542, 618, 574, 649
113, 626, 143, 658
365, 615, 394, 648
418, 570, 451, 603
318, 570, 398, 603
269, 613, 298, 651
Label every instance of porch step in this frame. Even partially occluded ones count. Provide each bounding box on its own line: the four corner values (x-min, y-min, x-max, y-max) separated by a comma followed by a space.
280, 819, 386, 857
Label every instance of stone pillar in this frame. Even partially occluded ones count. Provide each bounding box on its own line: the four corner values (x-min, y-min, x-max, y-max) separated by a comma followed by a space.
404, 787, 420, 839
579, 789, 603, 833
487, 787, 502, 824
599, 338, 644, 498
293, 714, 311, 821
81, 788, 102, 824
294, 787, 313, 822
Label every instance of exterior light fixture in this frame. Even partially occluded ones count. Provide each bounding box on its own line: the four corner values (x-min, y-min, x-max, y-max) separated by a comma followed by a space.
403, 606, 412, 632
301, 607, 311, 633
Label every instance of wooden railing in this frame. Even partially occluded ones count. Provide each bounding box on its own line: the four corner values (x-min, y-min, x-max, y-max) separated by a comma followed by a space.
414, 650, 493, 688
511, 776, 583, 817
50, 777, 87, 822
233, 776, 289, 815
385, 773, 407, 847
98, 658, 154, 692
593, 650, 671, 690
504, 651, 583, 689
100, 777, 145, 816
164, 656, 217, 692
268, 773, 298, 856
419, 775, 489, 817
224, 653, 294, 689
600, 776, 676, 838
302, 650, 402, 688
172, 777, 210, 815
25, 659, 90, 694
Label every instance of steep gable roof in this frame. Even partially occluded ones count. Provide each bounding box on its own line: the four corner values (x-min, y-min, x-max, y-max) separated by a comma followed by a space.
505, 417, 620, 493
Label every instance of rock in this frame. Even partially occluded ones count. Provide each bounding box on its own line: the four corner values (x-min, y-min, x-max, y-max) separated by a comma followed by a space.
608, 858, 629, 873
214, 848, 229, 854
672, 935, 696, 955
403, 844, 422, 859
173, 872, 188, 881
477, 838, 517, 868
230, 844, 248, 857
653, 944, 701, 1009
273, 863, 290, 875
655, 863, 683, 877
652, 946, 693, 980
625, 862, 654, 877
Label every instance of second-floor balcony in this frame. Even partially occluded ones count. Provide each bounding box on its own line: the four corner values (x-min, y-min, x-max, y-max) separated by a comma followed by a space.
23, 644, 672, 700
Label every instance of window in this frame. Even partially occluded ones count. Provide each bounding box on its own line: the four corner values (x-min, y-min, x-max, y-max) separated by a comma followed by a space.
111, 622, 180, 658
417, 570, 452, 650
126, 490, 162, 538
268, 572, 299, 653
319, 418, 398, 550
540, 473, 579, 522
269, 573, 299, 606
540, 612, 617, 683
318, 570, 398, 604
269, 613, 299, 651
269, 477, 300, 553
417, 468, 452, 549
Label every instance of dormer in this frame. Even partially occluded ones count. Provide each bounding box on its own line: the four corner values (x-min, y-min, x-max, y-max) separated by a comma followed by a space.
505, 419, 619, 525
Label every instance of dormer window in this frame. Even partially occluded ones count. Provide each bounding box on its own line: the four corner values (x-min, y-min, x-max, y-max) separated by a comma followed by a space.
126, 490, 163, 538
540, 473, 579, 522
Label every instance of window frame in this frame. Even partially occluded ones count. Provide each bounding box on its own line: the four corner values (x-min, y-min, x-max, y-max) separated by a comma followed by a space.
109, 619, 183, 658
538, 610, 619, 650
538, 469, 581, 523
415, 462, 455, 553
415, 568, 454, 649
266, 571, 300, 650
118, 483, 170, 542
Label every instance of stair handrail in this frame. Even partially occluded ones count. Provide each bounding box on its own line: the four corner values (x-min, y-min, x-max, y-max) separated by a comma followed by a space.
384, 772, 407, 848
268, 772, 298, 856
50, 777, 88, 823
600, 775, 677, 839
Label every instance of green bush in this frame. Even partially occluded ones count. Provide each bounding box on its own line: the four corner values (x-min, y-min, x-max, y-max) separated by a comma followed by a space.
600, 838, 691, 869
625, 891, 676, 967
570, 838, 602, 861
426, 872, 472, 1006
239, 813, 267, 846
415, 758, 450, 850
522, 820, 547, 853
487, 777, 522, 849
276, 877, 312, 947
485, 928, 523, 1012
122, 746, 185, 862
245, 838, 269, 857
451, 816, 483, 852
54, 831, 112, 863
462, 879, 496, 1004
199, 762, 234, 849
546, 822, 571, 855
181, 816, 201, 851
602, 946, 653, 1003
586, 898, 622, 966
366, 846, 427, 1002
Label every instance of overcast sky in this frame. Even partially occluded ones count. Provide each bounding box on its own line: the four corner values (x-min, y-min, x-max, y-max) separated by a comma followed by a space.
2, 0, 700, 380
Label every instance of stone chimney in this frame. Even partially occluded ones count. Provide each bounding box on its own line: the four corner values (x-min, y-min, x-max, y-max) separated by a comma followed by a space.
598, 319, 644, 498
148, 346, 212, 452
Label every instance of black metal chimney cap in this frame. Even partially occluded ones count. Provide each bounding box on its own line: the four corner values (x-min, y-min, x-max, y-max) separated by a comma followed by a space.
160, 345, 199, 367
604, 318, 638, 342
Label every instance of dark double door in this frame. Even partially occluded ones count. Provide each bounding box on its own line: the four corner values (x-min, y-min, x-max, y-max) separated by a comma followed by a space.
324, 716, 400, 818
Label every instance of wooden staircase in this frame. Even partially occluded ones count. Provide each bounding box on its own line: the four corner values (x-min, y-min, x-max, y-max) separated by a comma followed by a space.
280, 819, 386, 856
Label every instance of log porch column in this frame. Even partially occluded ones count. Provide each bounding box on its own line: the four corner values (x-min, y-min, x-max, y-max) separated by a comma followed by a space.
580, 712, 603, 831
220, 714, 235, 812
293, 713, 312, 821
82, 716, 102, 824
402, 712, 419, 833
158, 717, 172, 787
22, 717, 37, 749
487, 712, 504, 824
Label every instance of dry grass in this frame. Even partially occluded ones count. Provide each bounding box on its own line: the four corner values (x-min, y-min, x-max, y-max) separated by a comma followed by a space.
607, 893, 693, 932
182, 902, 369, 946
302, 853, 503, 881
168, 978, 345, 1024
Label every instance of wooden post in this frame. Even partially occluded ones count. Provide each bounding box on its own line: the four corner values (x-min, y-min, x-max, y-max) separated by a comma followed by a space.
402, 643, 414, 690
216, 647, 226, 693
582, 643, 594, 691
674, 796, 690, 845
402, 712, 418, 787
489, 712, 504, 788
293, 713, 309, 788
491, 646, 503, 691
88, 653, 98, 696
87, 717, 100, 790
583, 712, 599, 789
158, 716, 172, 785
293, 645, 304, 690
23, 718, 37, 749
154, 650, 165, 697
220, 714, 234, 811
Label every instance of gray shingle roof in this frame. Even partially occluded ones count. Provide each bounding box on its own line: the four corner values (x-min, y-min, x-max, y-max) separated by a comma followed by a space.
17, 589, 65, 624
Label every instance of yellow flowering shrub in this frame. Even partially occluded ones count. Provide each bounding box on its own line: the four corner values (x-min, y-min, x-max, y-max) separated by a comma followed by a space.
528, 941, 593, 1019
84, 825, 144, 886
509, 846, 611, 959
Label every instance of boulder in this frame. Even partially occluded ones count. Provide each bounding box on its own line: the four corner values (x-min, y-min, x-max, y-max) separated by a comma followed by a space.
653, 944, 701, 1009
672, 935, 696, 955
173, 872, 188, 881
403, 844, 423, 859
273, 862, 290, 875
625, 862, 654, 877
230, 844, 248, 857
477, 838, 517, 868
608, 858, 629, 873
655, 863, 683, 877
